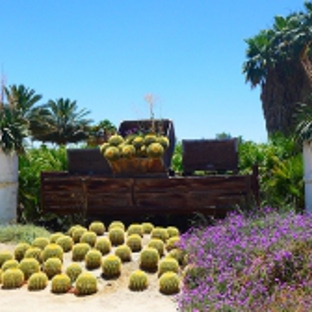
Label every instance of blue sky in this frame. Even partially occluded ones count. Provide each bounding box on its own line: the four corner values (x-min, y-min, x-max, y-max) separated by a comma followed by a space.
0, 0, 305, 143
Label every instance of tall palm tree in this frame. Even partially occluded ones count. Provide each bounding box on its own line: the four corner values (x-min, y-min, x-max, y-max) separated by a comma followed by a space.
31, 98, 92, 145
243, 2, 312, 136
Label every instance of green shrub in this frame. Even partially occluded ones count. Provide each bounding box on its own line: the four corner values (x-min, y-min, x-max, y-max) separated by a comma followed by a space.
65, 263, 83, 283
126, 234, 142, 252
102, 254, 122, 278
108, 227, 125, 246
94, 237, 111, 255
72, 243, 91, 262
128, 270, 148, 291
115, 245, 132, 262
158, 272, 180, 295
18, 258, 40, 280
41, 243, 64, 262
75, 272, 98, 296
51, 273, 71, 294
85, 249, 102, 270
140, 247, 159, 272
2, 268, 24, 289
43, 257, 62, 279
27, 272, 48, 291
56, 235, 74, 252
88, 221, 105, 235
14, 243, 30, 261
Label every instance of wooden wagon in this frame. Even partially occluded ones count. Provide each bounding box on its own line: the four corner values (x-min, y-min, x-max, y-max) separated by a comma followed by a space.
40, 119, 259, 223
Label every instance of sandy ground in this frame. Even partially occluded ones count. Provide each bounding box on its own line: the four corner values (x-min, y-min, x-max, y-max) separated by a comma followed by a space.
0, 239, 180, 312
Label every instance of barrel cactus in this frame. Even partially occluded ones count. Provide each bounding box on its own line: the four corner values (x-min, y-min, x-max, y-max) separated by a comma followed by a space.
67, 225, 84, 237
56, 235, 74, 252
148, 238, 165, 257
0, 269, 2, 283
126, 234, 142, 252
104, 146, 120, 161
27, 272, 48, 291
24, 247, 42, 263
14, 243, 30, 261
0, 251, 14, 267
158, 272, 181, 295
65, 263, 83, 283
72, 243, 91, 261
75, 272, 98, 296
2, 259, 19, 271
72, 227, 87, 243
101, 254, 122, 278
43, 257, 62, 279
157, 136, 170, 149
132, 136, 144, 149
166, 236, 180, 252
94, 237, 111, 255
108, 227, 125, 246
85, 249, 102, 270
128, 270, 149, 291
100, 142, 110, 156
49, 232, 65, 244
127, 224, 143, 237
144, 134, 158, 146
166, 226, 180, 238
108, 221, 125, 231
89, 221, 105, 235
18, 258, 40, 280
121, 144, 136, 159
51, 273, 71, 294
2, 268, 24, 289
108, 134, 124, 146
158, 257, 179, 277
147, 142, 164, 158
32, 237, 50, 250
141, 222, 154, 234
41, 243, 64, 262
115, 245, 132, 262
167, 248, 187, 266
80, 231, 97, 247
139, 247, 159, 272
151, 227, 169, 242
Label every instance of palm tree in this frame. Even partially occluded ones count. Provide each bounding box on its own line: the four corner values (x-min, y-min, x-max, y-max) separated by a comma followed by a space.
30, 98, 92, 145
243, 2, 312, 136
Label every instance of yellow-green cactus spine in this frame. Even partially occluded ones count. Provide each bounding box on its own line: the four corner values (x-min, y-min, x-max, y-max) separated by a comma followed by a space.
108, 221, 125, 231
18, 258, 40, 280
158, 257, 179, 277
158, 272, 181, 295
41, 243, 64, 262
115, 245, 132, 262
166, 236, 180, 252
72, 243, 91, 261
14, 243, 30, 261
27, 272, 48, 291
128, 270, 148, 291
101, 254, 122, 278
148, 238, 165, 257
94, 237, 111, 255
139, 247, 159, 273
75, 272, 98, 296
32, 237, 50, 250
127, 224, 143, 237
126, 234, 142, 252
80, 231, 97, 247
0, 251, 14, 267
2, 268, 24, 289
24, 247, 42, 263
151, 227, 169, 242
51, 273, 71, 294
85, 249, 102, 270
2, 259, 19, 271
56, 235, 74, 253
44, 257, 62, 279
108, 227, 125, 246
88, 221, 105, 235
65, 263, 83, 283
141, 222, 154, 234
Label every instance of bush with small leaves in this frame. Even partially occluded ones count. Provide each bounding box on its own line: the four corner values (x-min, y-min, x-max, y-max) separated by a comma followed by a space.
94, 237, 111, 255
115, 245, 132, 262
166, 236, 180, 252
72, 243, 91, 262
80, 231, 97, 247
158, 272, 180, 295
27, 272, 48, 291
127, 224, 143, 237
75, 272, 97, 296
108, 221, 125, 231
41, 243, 64, 262
128, 270, 148, 291
65, 263, 83, 283
44, 257, 62, 279
151, 227, 169, 242
0, 251, 14, 267
24, 247, 42, 263
126, 234, 142, 252
148, 238, 165, 257
141, 222, 154, 234
56, 235, 74, 252
85, 249, 102, 270
167, 248, 187, 266
108, 227, 125, 246
14, 243, 30, 261
72, 227, 87, 243
19, 258, 40, 280
49, 232, 65, 244
2, 260, 19, 271
51, 273, 71, 294
32, 237, 50, 250
158, 257, 179, 277
166, 226, 180, 238
2, 268, 24, 289
140, 247, 159, 272
102, 254, 122, 278
89, 221, 105, 235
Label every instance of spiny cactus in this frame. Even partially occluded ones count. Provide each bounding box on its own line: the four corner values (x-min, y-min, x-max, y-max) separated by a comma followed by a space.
167, 248, 187, 266
80, 231, 97, 247
140, 247, 159, 272
72, 243, 91, 262
104, 146, 120, 161
157, 136, 170, 149
85, 249, 102, 270
166, 226, 180, 238
51, 273, 71, 294
108, 134, 124, 146
108, 227, 125, 246
14, 243, 30, 261
158, 257, 179, 277
49, 232, 65, 244
2, 259, 19, 272
67, 225, 84, 237
18, 258, 40, 280
101, 254, 122, 278
24, 247, 42, 263
128, 270, 149, 291
166, 236, 180, 252
32, 237, 50, 250
158, 272, 180, 295
43, 257, 62, 279
126, 234, 142, 252
75, 272, 98, 296
65, 263, 83, 283
151, 227, 169, 242
127, 224, 143, 237
0, 251, 14, 267
141, 222, 154, 234
41, 243, 64, 262
88, 221, 105, 235
108, 221, 125, 231
0, 269, 2, 284
147, 142, 164, 158
27, 272, 48, 291
115, 245, 132, 262
56, 235, 74, 252
2, 268, 24, 289
148, 238, 165, 257
94, 237, 111, 255
72, 227, 87, 243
